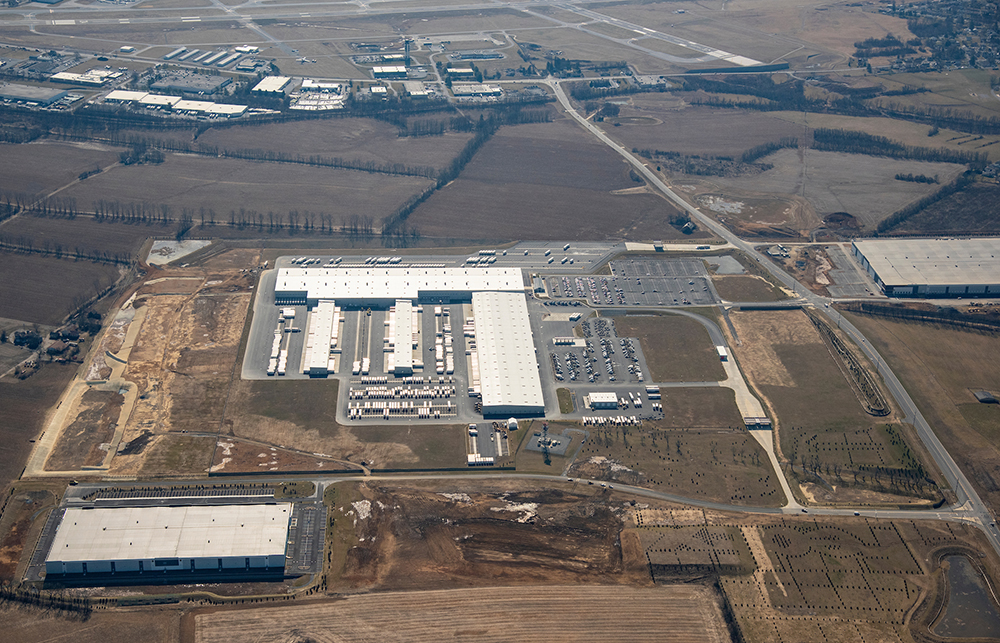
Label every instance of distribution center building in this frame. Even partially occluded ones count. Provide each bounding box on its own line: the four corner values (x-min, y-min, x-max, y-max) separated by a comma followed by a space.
45, 504, 291, 578
852, 238, 1000, 298
471, 291, 544, 417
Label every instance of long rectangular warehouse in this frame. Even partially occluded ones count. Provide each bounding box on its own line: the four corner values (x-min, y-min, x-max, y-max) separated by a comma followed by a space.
393, 299, 413, 375
303, 300, 339, 375
275, 266, 524, 306
45, 504, 291, 577
852, 238, 1000, 297
472, 291, 544, 417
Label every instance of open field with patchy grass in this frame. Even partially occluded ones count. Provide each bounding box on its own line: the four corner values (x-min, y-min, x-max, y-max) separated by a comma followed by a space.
708, 149, 966, 229
730, 309, 940, 501
571, 424, 781, 506
600, 102, 803, 158
194, 584, 728, 643
0, 253, 123, 325
882, 181, 1000, 235
652, 387, 745, 428
3, 216, 156, 260
614, 314, 725, 382
60, 153, 435, 226
406, 119, 702, 241
44, 389, 122, 470
712, 275, 784, 302
846, 312, 1000, 516
0, 606, 180, 643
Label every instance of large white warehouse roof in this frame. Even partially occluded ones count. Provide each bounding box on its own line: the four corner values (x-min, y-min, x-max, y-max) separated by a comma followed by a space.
853, 238, 1000, 296
472, 291, 544, 417
276, 266, 524, 302
47, 504, 291, 563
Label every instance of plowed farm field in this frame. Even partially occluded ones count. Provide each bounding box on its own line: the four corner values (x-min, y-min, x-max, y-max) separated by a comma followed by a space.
194, 585, 729, 643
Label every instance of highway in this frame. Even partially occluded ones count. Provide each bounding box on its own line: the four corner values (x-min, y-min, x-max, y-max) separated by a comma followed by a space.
548, 77, 1000, 556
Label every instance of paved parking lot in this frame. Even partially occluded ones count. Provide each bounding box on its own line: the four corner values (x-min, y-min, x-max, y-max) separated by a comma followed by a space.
547, 269, 716, 307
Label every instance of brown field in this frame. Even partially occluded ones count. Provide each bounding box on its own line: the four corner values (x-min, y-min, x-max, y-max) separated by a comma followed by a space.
600, 102, 803, 158
0, 363, 77, 490
0, 487, 56, 581
194, 118, 473, 169
0, 606, 179, 643
846, 312, 1000, 517
570, 428, 782, 506
614, 314, 725, 382
60, 153, 435, 225
729, 309, 938, 500
708, 148, 967, 230
3, 216, 156, 260
652, 387, 745, 428
407, 119, 702, 241
883, 181, 1000, 235
0, 141, 119, 197
194, 585, 727, 643
0, 252, 123, 325
712, 275, 784, 302
225, 379, 465, 470
44, 389, 122, 470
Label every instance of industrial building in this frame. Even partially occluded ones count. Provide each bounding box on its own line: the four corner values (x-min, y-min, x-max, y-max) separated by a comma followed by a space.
587, 392, 619, 409
451, 83, 503, 97
275, 266, 524, 307
45, 504, 291, 579
852, 238, 1000, 298
252, 76, 291, 94
372, 65, 407, 79
0, 83, 68, 105
51, 69, 123, 86
471, 291, 545, 417
151, 74, 231, 95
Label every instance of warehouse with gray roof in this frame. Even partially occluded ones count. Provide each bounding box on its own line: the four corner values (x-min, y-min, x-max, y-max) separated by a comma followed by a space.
852, 238, 1000, 298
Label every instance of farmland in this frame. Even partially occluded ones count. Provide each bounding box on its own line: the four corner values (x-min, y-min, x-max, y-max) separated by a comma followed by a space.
614, 314, 725, 382
0, 141, 119, 198
406, 119, 703, 241
881, 181, 1000, 235
845, 312, 1000, 517
194, 585, 728, 643
0, 252, 124, 325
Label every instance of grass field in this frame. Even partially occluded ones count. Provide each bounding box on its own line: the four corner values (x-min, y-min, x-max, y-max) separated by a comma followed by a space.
614, 314, 725, 382
195, 585, 727, 642
0, 252, 123, 325
846, 312, 1000, 516
711, 275, 784, 302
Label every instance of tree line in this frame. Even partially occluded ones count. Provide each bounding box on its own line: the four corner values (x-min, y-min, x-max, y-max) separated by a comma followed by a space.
812, 128, 987, 165
876, 171, 975, 232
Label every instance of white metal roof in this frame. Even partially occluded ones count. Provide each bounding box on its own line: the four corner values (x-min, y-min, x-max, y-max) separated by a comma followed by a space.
472, 291, 544, 413
589, 392, 618, 404
47, 504, 291, 563
252, 76, 291, 93
393, 299, 413, 373
854, 238, 1000, 287
207, 103, 247, 115
173, 99, 215, 111
139, 94, 182, 106
275, 266, 524, 301
106, 90, 148, 102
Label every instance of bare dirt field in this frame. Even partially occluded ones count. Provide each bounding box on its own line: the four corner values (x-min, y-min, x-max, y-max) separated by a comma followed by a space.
0, 606, 179, 643
708, 149, 966, 230
0, 141, 119, 197
44, 389, 122, 470
407, 119, 703, 241
194, 584, 728, 643
0, 252, 123, 325
60, 153, 435, 226
3, 216, 163, 260
883, 181, 1000, 235
0, 363, 77, 490
614, 314, 725, 381
652, 388, 744, 428
195, 118, 473, 169
846, 312, 1000, 517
